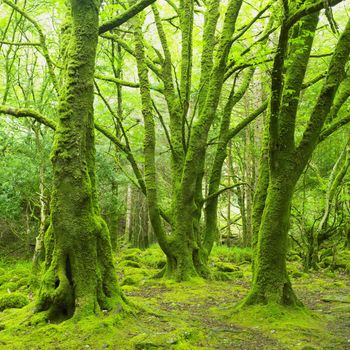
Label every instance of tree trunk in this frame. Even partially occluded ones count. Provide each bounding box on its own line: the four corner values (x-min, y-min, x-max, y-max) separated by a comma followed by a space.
37, 0, 126, 321
243, 13, 350, 307
244, 174, 301, 306
32, 126, 48, 282
311, 139, 350, 268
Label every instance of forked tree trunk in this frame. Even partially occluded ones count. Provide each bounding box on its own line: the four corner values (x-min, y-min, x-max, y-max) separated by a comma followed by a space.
243, 13, 350, 307
37, 0, 126, 320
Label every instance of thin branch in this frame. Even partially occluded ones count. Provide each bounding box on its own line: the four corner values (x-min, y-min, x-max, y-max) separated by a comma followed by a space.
95, 74, 140, 88
286, 0, 344, 29
203, 183, 248, 203
319, 114, 350, 142
226, 98, 269, 141
95, 73, 164, 92
94, 81, 131, 149
151, 99, 175, 155
3, 0, 59, 94
231, 3, 272, 44
0, 41, 41, 46
0, 105, 56, 129
99, 0, 157, 34
101, 33, 162, 77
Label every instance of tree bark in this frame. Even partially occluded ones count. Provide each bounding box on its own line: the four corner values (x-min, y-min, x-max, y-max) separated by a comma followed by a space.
243, 12, 350, 307
37, 0, 126, 320
244, 174, 300, 305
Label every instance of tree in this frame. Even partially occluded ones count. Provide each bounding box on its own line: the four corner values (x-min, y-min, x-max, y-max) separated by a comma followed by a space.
35, 0, 127, 320
243, 3, 350, 306
1, 0, 350, 291
125, 0, 275, 280
0, 0, 159, 319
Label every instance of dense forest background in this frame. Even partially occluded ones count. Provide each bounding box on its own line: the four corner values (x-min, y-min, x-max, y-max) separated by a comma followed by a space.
0, 0, 349, 348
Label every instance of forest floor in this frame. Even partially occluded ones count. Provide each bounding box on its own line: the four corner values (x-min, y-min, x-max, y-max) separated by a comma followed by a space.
0, 246, 349, 350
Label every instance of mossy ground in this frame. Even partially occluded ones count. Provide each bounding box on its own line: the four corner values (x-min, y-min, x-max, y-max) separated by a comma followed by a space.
0, 245, 349, 349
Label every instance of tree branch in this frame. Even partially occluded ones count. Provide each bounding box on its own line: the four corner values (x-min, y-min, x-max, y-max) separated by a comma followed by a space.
95, 73, 163, 92
0, 105, 56, 130
319, 114, 350, 142
3, 0, 59, 94
203, 183, 247, 203
0, 41, 41, 46
226, 99, 269, 142
99, 0, 157, 34
286, 0, 344, 29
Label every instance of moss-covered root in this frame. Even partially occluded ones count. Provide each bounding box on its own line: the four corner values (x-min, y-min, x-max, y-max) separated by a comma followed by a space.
163, 252, 198, 282
238, 276, 302, 309
161, 241, 211, 282
36, 220, 128, 321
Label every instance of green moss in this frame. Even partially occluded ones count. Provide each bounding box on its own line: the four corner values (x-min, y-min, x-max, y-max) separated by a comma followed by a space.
214, 304, 338, 349
140, 246, 166, 269
120, 251, 142, 263
0, 282, 18, 292
214, 261, 240, 272
118, 260, 141, 269
0, 276, 7, 286
16, 277, 29, 289
213, 270, 244, 281
211, 245, 252, 264
121, 274, 147, 286
0, 293, 29, 311
288, 262, 309, 279
291, 271, 308, 279
0, 249, 348, 349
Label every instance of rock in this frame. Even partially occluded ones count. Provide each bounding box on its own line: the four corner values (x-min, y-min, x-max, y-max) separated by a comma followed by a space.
167, 337, 178, 345
330, 305, 350, 313
0, 293, 29, 311
134, 343, 159, 350
121, 273, 146, 286
213, 270, 243, 281
118, 260, 141, 269
215, 262, 240, 273
321, 295, 350, 303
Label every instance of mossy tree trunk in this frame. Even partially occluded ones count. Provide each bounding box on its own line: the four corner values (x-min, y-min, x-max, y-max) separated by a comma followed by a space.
165, 0, 244, 280
37, 0, 126, 320
311, 140, 350, 268
204, 68, 255, 259
203, 12, 272, 259
143, 1, 273, 280
243, 10, 350, 306
135, 0, 243, 280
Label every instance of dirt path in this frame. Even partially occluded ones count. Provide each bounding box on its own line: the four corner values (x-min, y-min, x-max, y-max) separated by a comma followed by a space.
125, 269, 350, 349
